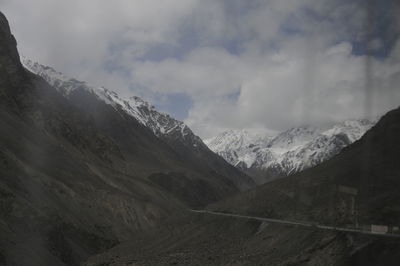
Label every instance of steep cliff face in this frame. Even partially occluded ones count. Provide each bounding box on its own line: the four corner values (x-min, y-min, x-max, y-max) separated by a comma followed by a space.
0, 12, 21, 75
0, 12, 30, 110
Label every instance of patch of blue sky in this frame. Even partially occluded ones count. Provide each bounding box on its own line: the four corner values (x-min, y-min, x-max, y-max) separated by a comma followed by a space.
104, 40, 134, 76
154, 92, 193, 121
348, 0, 398, 58
279, 12, 306, 37
135, 26, 202, 62
226, 89, 241, 102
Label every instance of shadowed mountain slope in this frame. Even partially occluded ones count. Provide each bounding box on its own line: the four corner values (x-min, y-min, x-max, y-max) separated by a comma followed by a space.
210, 106, 400, 226
86, 106, 400, 265
0, 11, 253, 266
21, 58, 255, 192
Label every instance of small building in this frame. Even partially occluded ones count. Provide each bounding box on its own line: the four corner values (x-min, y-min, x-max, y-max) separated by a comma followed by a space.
371, 225, 389, 234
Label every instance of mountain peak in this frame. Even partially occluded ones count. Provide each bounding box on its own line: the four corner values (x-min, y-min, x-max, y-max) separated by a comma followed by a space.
206, 120, 376, 183
0, 11, 25, 89
21, 57, 192, 139
21, 57, 255, 190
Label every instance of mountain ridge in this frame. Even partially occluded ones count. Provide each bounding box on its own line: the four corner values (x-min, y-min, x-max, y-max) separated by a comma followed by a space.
22, 58, 255, 191
22, 58, 194, 140
206, 120, 375, 183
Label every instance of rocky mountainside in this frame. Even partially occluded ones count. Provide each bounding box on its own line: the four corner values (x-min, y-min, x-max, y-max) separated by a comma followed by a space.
0, 11, 253, 266
205, 120, 375, 183
22, 58, 194, 139
22, 58, 254, 191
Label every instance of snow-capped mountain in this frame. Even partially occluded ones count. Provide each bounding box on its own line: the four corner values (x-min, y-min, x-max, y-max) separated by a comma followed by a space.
205, 120, 375, 184
22, 58, 195, 141
22, 58, 255, 190
204, 129, 274, 169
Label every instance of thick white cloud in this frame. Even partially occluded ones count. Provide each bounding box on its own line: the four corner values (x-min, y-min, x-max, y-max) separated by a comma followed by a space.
2, 0, 399, 138
135, 39, 400, 137
2, 0, 198, 84
132, 47, 244, 98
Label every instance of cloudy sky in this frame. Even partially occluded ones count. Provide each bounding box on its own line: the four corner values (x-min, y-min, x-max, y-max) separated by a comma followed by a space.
2, 0, 400, 138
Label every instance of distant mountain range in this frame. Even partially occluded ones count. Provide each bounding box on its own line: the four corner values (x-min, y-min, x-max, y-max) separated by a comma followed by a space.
205, 120, 375, 183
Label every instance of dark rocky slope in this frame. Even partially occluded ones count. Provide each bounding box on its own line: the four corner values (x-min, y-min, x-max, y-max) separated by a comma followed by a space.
0, 11, 252, 266
21, 58, 255, 192
86, 106, 400, 265
0, 11, 181, 266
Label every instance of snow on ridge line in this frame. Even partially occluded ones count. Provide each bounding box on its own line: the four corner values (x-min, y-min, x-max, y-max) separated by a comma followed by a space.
204, 129, 274, 153
21, 57, 192, 140
205, 120, 376, 180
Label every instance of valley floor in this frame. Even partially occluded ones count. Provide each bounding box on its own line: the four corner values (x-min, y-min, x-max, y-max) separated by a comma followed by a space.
84, 211, 400, 266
